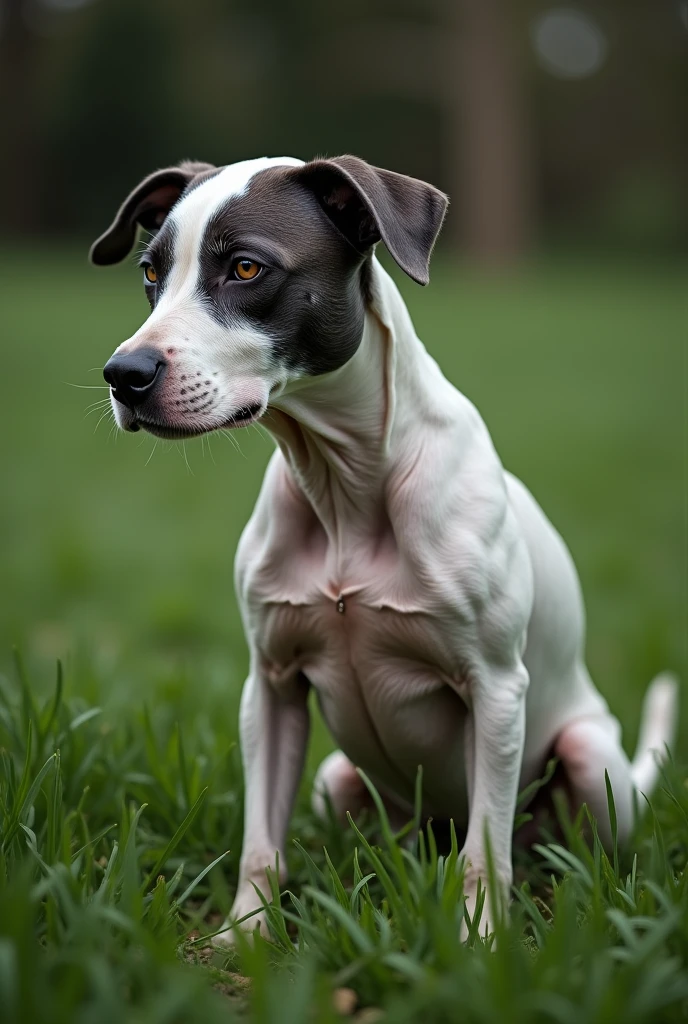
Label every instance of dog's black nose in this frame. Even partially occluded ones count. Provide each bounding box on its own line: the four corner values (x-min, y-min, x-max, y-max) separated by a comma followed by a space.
103, 348, 165, 408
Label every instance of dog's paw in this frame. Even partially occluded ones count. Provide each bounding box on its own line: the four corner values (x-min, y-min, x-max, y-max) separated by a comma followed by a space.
212, 884, 272, 948
460, 885, 496, 942
459, 860, 511, 943
212, 911, 270, 949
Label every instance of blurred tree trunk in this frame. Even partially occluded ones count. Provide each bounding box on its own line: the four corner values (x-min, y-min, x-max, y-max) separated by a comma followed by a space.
312, 0, 534, 267
0, 0, 40, 236
448, 0, 533, 264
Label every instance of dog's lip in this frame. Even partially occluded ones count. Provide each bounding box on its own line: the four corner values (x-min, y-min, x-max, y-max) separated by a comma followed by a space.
130, 403, 264, 440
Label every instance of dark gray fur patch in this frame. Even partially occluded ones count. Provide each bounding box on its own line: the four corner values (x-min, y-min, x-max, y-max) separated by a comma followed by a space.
141, 224, 177, 307
135, 157, 446, 377
194, 166, 369, 376
90, 161, 218, 266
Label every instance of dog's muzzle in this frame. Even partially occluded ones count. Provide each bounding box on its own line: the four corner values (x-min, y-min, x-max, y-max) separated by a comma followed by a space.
103, 347, 166, 410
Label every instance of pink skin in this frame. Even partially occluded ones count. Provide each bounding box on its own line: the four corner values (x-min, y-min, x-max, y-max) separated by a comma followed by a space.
99, 157, 677, 946
213, 259, 676, 944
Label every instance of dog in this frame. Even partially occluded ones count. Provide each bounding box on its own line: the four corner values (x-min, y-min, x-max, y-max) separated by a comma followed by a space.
91, 155, 678, 942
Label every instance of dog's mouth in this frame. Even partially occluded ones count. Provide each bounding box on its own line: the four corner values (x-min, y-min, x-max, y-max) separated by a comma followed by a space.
127, 403, 264, 439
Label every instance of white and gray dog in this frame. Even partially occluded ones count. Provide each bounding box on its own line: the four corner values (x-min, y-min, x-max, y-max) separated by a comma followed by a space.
92, 155, 677, 942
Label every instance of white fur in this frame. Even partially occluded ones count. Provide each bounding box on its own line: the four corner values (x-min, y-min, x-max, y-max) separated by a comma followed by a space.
109, 157, 304, 434
215, 256, 677, 945
163, 156, 304, 303
103, 156, 677, 944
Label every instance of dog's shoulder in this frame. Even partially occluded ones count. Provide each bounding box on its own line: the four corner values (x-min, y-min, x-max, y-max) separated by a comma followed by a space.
234, 449, 316, 599
387, 393, 508, 542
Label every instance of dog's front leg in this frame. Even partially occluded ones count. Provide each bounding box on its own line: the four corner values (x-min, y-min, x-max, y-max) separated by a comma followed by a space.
460, 660, 528, 940
214, 666, 310, 946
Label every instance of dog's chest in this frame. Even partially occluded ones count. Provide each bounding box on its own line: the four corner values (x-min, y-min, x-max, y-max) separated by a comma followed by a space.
245, 528, 471, 815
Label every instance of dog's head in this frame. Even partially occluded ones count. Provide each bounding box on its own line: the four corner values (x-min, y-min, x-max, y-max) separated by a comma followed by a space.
91, 155, 448, 439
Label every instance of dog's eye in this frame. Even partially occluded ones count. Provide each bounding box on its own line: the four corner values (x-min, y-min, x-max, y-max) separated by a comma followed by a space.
233, 259, 261, 281
143, 265, 157, 285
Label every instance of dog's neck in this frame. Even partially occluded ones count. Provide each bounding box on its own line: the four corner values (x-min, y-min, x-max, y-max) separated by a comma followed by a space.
263, 260, 453, 539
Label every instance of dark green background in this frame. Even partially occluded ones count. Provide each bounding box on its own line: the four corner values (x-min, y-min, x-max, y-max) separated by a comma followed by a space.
1, 248, 684, 763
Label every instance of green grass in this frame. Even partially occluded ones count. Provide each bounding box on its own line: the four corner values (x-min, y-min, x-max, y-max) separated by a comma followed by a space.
0, 247, 686, 1020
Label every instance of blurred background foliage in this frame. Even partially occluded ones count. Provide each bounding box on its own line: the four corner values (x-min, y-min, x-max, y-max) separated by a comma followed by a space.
0, 3, 686, 1017
1, 0, 687, 263
0, 0, 685, 733
0, 0, 686, 734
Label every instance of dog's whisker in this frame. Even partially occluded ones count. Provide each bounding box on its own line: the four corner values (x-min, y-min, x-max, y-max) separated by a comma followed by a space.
64, 381, 110, 390
144, 439, 159, 468
184, 440, 195, 475
228, 429, 239, 452
84, 399, 112, 417
94, 407, 114, 434
206, 433, 218, 467
177, 440, 194, 476
219, 428, 245, 457
250, 422, 270, 445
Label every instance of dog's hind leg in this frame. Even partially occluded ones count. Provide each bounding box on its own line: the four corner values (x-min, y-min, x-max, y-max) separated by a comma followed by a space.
312, 750, 369, 821
554, 671, 678, 847
312, 750, 411, 832
555, 712, 634, 846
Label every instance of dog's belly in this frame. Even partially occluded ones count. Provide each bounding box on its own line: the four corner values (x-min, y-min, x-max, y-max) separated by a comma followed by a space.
261, 595, 470, 821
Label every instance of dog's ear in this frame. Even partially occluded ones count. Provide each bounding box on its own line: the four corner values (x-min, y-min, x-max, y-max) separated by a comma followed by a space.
291, 156, 448, 285
89, 161, 215, 266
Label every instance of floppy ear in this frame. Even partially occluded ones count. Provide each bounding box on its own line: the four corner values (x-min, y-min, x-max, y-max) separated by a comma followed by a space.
89, 160, 215, 266
292, 155, 448, 285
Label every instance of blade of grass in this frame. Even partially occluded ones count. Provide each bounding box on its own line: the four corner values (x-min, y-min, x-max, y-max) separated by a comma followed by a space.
141, 787, 208, 893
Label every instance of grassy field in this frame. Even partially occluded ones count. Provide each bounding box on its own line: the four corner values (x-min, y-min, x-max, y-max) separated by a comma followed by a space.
0, 248, 686, 1021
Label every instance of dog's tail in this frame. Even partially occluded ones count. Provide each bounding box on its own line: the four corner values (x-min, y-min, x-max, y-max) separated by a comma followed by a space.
630, 672, 679, 794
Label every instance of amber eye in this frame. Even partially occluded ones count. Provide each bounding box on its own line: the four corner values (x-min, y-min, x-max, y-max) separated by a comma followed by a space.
233, 259, 261, 281
143, 265, 157, 284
